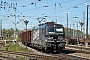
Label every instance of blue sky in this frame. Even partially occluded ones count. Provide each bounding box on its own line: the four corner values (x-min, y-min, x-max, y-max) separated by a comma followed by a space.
0, 0, 90, 34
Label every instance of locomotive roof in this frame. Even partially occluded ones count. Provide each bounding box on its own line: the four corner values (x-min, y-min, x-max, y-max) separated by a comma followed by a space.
34, 23, 64, 29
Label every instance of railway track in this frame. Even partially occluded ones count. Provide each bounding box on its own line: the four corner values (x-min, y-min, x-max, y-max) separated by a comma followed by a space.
0, 50, 89, 60
66, 45, 90, 50
19, 42, 90, 60
0, 53, 19, 60
0, 50, 58, 60
0, 42, 88, 60
52, 53, 90, 60
66, 45, 90, 54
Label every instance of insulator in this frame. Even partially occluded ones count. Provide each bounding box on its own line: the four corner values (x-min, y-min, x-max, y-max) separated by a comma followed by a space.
38, 0, 41, 1
35, 3, 36, 7
23, 16, 25, 17
11, 3, 12, 5
43, 6, 48, 7
16, 3, 17, 6
4, 1, 6, 4
14, 7, 16, 9
14, 14, 15, 16
4, 7, 5, 9
11, 3, 12, 8
59, 3, 62, 8
17, 15, 19, 17
31, 2, 34, 5
9, 6, 10, 8
55, 3, 56, 9
0, 6, 2, 8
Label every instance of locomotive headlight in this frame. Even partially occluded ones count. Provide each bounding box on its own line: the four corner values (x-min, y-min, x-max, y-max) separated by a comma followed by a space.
46, 36, 54, 42
63, 39, 66, 42
58, 36, 64, 42
46, 36, 53, 40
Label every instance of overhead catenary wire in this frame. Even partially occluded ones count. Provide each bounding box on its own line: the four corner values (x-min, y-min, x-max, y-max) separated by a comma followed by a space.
6, 0, 76, 20
49, 0, 90, 15
0, 0, 90, 30
18, 0, 75, 12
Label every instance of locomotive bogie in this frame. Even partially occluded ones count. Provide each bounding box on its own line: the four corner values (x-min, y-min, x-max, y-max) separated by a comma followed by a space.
44, 42, 65, 52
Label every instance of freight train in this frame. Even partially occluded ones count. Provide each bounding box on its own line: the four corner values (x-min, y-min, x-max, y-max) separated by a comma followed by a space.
21, 22, 66, 52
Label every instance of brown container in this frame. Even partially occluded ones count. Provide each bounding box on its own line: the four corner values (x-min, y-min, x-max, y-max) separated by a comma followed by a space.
21, 31, 31, 44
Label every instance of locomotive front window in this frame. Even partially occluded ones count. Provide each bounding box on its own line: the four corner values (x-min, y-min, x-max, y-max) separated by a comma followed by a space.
56, 28, 63, 34
47, 26, 55, 34
46, 25, 64, 34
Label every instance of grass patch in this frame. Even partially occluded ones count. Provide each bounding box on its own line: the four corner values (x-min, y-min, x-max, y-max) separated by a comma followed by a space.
7, 37, 14, 40
0, 42, 32, 52
7, 43, 32, 52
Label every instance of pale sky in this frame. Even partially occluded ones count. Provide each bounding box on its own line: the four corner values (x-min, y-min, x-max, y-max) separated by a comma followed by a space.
0, 0, 90, 34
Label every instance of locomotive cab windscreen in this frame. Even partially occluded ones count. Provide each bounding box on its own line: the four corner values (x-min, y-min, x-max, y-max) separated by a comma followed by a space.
46, 24, 65, 37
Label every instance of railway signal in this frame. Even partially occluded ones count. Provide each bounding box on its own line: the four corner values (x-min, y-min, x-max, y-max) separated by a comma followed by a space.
79, 21, 84, 50
79, 21, 84, 39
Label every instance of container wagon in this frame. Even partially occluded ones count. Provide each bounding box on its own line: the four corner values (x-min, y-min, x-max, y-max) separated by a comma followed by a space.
21, 31, 31, 46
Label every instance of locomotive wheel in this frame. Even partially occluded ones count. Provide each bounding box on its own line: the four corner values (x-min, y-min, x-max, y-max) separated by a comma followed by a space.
44, 47, 50, 53
44, 47, 47, 52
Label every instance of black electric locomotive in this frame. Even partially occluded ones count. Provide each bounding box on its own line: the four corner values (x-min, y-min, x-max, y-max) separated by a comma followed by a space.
31, 22, 65, 52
